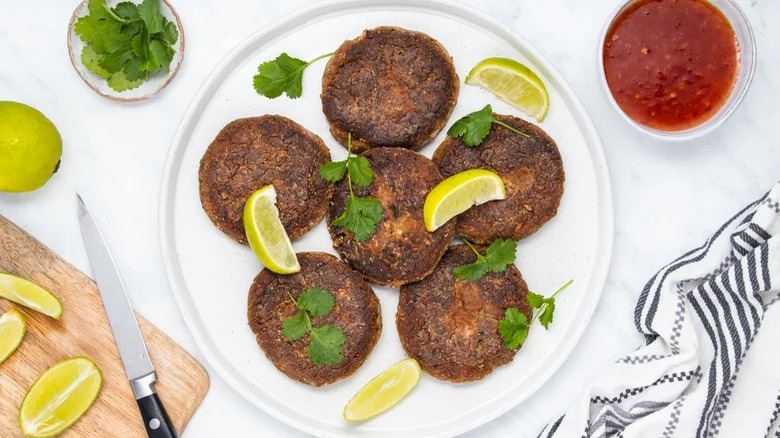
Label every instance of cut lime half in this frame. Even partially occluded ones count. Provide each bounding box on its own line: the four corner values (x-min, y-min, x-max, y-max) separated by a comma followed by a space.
243, 185, 300, 274
19, 356, 103, 437
344, 358, 421, 423
466, 57, 550, 122
0, 273, 62, 319
0, 309, 26, 364
424, 169, 506, 232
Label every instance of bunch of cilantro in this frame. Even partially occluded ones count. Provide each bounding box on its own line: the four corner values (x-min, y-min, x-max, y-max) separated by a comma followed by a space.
75, 0, 179, 92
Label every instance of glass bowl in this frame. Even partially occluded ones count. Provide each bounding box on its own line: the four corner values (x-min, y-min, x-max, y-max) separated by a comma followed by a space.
598, 0, 756, 141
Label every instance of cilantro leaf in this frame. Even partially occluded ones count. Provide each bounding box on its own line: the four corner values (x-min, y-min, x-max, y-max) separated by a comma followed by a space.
253, 52, 332, 99
538, 301, 555, 329
106, 71, 143, 91
451, 262, 488, 282
297, 288, 335, 317
253, 53, 308, 99
319, 160, 348, 182
453, 239, 517, 281
81, 46, 111, 78
162, 20, 179, 45
526, 291, 545, 309
482, 239, 517, 274
332, 196, 383, 242
447, 104, 530, 147
447, 105, 495, 147
498, 307, 529, 349
347, 156, 373, 187
137, 0, 164, 34
113, 2, 139, 20
308, 324, 346, 366
281, 311, 309, 341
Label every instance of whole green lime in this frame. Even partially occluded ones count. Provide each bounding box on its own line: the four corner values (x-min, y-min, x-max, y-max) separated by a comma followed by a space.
0, 101, 62, 193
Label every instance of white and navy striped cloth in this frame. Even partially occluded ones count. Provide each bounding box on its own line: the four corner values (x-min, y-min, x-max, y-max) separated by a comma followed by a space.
541, 182, 780, 437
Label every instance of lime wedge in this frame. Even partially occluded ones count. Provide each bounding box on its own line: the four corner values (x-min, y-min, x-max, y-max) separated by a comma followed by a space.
0, 273, 62, 319
0, 309, 26, 364
243, 185, 300, 274
424, 169, 506, 232
19, 357, 103, 437
344, 358, 421, 423
466, 57, 550, 122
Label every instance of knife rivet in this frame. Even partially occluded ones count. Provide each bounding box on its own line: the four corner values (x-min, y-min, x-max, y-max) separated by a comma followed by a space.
149, 418, 161, 430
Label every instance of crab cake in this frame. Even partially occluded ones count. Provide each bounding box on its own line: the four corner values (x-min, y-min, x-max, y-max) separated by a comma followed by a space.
248, 252, 382, 387
433, 114, 564, 245
397, 245, 532, 383
327, 147, 455, 287
321, 26, 459, 152
199, 115, 332, 244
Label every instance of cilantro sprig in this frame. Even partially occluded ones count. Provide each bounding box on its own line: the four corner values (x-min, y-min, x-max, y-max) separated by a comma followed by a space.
447, 104, 530, 147
320, 133, 383, 242
452, 238, 517, 281
498, 279, 574, 349
253, 52, 333, 99
281, 288, 346, 366
75, 0, 179, 92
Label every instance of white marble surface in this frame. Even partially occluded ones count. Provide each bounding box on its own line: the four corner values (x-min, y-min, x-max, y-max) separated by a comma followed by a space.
0, 0, 778, 436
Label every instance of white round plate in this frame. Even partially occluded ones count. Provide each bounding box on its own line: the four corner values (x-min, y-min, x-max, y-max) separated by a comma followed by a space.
160, 0, 613, 436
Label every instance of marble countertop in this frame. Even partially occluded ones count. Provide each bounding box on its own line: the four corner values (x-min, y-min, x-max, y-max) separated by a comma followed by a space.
1, 0, 778, 436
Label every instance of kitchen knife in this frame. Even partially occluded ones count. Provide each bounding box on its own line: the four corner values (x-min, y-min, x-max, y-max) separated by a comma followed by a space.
76, 194, 178, 438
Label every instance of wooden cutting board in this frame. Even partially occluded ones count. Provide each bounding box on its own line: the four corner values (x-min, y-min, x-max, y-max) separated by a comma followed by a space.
0, 215, 209, 437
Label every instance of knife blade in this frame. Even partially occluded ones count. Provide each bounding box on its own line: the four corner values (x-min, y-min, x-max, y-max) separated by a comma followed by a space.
77, 194, 178, 438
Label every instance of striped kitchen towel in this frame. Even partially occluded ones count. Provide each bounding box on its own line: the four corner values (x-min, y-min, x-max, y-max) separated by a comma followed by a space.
541, 182, 780, 438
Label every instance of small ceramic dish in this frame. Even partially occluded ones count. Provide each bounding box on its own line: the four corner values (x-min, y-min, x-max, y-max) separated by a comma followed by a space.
598, 0, 756, 141
67, 0, 185, 102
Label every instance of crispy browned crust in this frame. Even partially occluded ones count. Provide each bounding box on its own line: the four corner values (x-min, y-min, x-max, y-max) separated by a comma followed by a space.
396, 245, 532, 383
198, 115, 332, 244
321, 26, 459, 152
327, 147, 455, 287
247, 252, 382, 387
432, 114, 564, 245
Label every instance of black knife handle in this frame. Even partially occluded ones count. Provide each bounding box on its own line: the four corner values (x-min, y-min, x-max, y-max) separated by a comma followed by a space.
137, 393, 178, 438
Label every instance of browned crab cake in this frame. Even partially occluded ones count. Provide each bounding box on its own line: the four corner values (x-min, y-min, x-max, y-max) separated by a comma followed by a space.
321, 26, 459, 152
199, 115, 332, 244
397, 245, 532, 383
327, 147, 456, 287
247, 252, 382, 387
433, 114, 564, 244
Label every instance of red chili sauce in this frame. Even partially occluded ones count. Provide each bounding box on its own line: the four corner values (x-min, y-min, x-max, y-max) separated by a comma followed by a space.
603, 0, 738, 131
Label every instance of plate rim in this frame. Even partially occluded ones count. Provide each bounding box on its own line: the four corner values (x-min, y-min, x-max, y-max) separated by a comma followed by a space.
158, 0, 614, 436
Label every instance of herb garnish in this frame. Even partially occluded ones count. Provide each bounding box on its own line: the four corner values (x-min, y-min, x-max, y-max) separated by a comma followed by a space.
75, 0, 179, 92
281, 288, 346, 366
253, 52, 333, 99
498, 279, 574, 349
452, 238, 517, 282
447, 104, 530, 147
319, 133, 383, 242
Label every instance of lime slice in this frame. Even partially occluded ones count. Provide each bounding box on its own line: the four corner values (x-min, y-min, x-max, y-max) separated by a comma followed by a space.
19, 357, 103, 437
344, 358, 421, 423
243, 185, 300, 274
0, 273, 63, 319
424, 169, 506, 232
466, 57, 550, 122
0, 309, 26, 364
